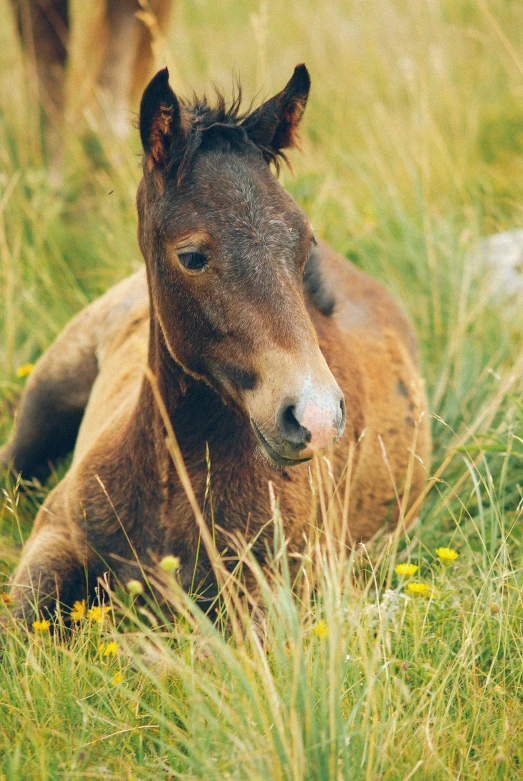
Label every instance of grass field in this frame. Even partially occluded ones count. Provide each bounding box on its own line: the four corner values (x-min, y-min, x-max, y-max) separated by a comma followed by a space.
2, 0, 523, 778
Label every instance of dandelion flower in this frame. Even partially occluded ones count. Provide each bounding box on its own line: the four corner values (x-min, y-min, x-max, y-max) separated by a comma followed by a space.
98, 641, 119, 657
159, 555, 180, 573
394, 563, 418, 577
87, 605, 108, 624
111, 672, 123, 686
405, 582, 430, 596
435, 547, 459, 562
70, 600, 86, 621
313, 620, 329, 638
16, 363, 35, 378
32, 619, 50, 632
126, 580, 143, 595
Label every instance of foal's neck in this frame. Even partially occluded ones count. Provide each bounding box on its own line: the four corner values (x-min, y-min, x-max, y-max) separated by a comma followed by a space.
135, 313, 247, 468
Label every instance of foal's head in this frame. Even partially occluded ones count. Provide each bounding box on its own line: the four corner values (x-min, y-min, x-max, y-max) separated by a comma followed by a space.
137, 66, 345, 467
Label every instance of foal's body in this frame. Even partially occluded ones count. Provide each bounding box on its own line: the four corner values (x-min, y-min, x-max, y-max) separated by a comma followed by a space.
3, 66, 430, 618
6, 243, 429, 607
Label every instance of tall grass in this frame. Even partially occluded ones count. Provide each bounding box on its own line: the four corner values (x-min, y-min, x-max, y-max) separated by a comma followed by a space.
2, 0, 523, 778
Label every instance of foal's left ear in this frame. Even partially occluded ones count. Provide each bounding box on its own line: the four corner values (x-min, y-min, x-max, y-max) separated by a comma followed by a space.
139, 67, 185, 172
242, 64, 310, 157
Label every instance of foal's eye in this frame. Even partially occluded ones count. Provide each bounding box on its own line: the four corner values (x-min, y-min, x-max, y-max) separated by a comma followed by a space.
177, 251, 209, 272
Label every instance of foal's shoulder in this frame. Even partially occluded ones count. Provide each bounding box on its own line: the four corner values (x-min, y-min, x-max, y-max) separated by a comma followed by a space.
94, 267, 148, 326
91, 267, 149, 355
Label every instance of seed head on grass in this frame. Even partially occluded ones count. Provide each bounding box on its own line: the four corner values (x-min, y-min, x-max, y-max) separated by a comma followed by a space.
159, 555, 180, 573
405, 582, 430, 596
32, 619, 50, 632
394, 563, 418, 576
436, 547, 459, 562
70, 600, 86, 621
127, 580, 144, 595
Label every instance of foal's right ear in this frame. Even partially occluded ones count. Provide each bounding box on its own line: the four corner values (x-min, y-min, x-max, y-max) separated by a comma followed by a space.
242, 64, 311, 158
139, 68, 185, 172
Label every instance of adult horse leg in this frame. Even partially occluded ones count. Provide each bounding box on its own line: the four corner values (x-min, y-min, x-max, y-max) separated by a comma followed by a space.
10, 0, 69, 164
97, 0, 173, 139
130, 0, 173, 109
11, 1, 174, 152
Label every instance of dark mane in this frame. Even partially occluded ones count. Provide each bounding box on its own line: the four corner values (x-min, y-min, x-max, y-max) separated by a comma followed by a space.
171, 88, 290, 181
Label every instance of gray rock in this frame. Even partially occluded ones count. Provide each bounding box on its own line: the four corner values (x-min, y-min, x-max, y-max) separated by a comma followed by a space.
479, 229, 523, 296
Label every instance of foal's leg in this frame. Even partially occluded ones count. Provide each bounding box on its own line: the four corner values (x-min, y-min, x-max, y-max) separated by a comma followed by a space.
5, 479, 88, 624
8, 525, 87, 624
1, 304, 99, 482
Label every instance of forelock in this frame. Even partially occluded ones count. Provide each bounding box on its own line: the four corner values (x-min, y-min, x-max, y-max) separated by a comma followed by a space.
163, 87, 289, 182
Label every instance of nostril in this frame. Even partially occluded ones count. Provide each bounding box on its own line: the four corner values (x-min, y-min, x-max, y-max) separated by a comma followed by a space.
278, 404, 310, 445
282, 405, 298, 431
339, 397, 346, 426
334, 396, 346, 440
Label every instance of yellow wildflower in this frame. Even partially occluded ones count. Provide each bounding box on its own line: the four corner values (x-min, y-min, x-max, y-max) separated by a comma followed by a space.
435, 547, 459, 562
32, 619, 50, 632
111, 672, 123, 686
313, 620, 329, 638
159, 555, 180, 573
394, 563, 418, 577
126, 579, 144, 595
87, 605, 108, 624
1, 593, 13, 605
70, 600, 86, 621
16, 363, 35, 378
405, 582, 430, 596
98, 641, 119, 657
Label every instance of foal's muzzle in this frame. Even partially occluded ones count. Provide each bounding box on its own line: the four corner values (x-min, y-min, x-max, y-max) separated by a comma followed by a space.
277, 393, 346, 455
251, 385, 346, 467
246, 345, 346, 467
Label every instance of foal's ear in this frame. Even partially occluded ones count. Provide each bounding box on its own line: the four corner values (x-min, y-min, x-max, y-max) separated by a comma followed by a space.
242, 64, 310, 157
139, 68, 185, 171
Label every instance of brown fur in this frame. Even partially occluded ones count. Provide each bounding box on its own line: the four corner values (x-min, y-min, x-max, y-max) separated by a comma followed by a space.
2, 66, 431, 621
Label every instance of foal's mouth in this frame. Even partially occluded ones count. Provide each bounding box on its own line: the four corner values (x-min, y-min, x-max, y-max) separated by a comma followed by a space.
251, 421, 312, 468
